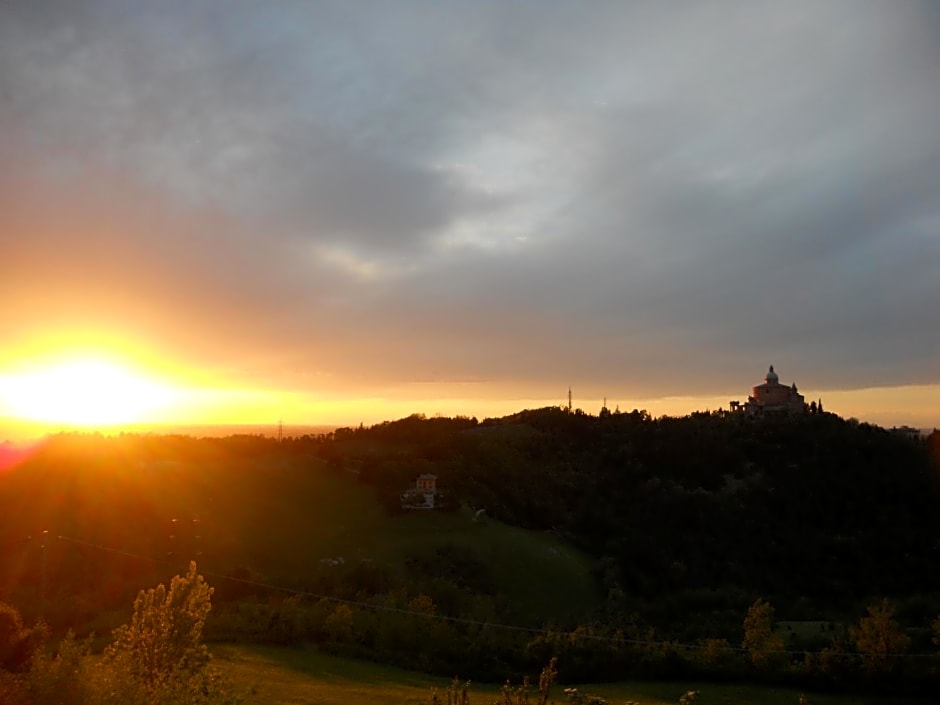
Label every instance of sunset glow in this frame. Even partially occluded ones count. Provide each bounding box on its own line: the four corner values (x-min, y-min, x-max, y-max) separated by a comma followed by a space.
0, 2, 937, 439
2, 4, 939, 697
1, 348, 938, 439
0, 357, 179, 427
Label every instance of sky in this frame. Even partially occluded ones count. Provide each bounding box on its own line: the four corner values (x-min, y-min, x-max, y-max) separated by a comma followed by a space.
1, 0, 939, 433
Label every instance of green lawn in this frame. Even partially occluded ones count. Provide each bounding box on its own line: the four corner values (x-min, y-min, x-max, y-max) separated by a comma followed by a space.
213, 645, 932, 705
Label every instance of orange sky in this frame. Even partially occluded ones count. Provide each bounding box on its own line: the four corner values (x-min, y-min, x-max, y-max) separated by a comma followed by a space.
1, 2, 938, 439
1, 343, 936, 441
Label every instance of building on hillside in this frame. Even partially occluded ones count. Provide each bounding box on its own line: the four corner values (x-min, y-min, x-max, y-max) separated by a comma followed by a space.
737, 365, 806, 416
401, 473, 438, 510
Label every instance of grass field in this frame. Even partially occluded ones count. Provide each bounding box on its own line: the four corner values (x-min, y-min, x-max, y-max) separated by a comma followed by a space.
213, 644, 932, 705
153, 456, 600, 623
0, 443, 599, 625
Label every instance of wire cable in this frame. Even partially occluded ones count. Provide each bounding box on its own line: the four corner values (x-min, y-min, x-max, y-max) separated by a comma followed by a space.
53, 533, 940, 660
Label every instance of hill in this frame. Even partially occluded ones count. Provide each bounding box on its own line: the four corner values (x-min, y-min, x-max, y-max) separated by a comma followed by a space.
324, 409, 940, 637
0, 432, 599, 631
1, 411, 939, 688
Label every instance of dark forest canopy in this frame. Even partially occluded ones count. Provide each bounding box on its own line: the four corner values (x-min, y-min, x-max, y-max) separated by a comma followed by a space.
327, 408, 940, 624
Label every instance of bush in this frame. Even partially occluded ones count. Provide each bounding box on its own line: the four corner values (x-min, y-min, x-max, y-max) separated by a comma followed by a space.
103, 561, 213, 690
0, 601, 46, 673
21, 632, 91, 705
21, 562, 238, 705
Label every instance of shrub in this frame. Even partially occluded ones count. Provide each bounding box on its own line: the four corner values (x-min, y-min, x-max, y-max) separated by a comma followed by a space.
851, 598, 910, 675
742, 598, 784, 669
21, 632, 90, 705
96, 561, 239, 704
0, 601, 45, 672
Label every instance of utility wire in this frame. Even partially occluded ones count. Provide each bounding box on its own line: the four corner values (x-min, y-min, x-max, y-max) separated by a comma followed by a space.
53, 533, 940, 660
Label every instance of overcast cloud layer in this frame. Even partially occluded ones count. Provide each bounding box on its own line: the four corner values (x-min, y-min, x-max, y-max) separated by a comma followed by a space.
1, 1, 938, 407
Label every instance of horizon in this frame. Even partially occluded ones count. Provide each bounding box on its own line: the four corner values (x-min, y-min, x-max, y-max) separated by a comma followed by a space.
3, 380, 937, 445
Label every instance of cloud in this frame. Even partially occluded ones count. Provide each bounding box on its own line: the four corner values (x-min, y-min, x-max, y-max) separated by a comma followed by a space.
1, 0, 938, 405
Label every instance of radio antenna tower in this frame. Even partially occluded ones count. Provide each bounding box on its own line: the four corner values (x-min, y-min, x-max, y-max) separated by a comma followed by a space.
277, 419, 283, 442
567, 387, 572, 413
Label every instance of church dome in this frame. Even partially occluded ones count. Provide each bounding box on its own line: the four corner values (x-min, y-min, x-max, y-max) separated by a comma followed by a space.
765, 365, 779, 384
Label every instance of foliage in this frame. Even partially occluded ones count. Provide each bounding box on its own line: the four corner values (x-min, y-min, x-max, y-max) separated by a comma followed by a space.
103, 561, 212, 689
742, 598, 784, 669
20, 632, 91, 705
430, 677, 470, 705
2, 413, 940, 691
432, 659, 557, 705
692, 637, 731, 669
0, 600, 45, 672
1, 564, 240, 705
6, 414, 937, 636
332, 408, 940, 632
92, 562, 238, 704
325, 603, 355, 643
850, 598, 910, 674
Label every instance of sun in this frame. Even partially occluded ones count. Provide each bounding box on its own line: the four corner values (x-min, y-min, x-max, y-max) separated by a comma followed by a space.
0, 357, 179, 428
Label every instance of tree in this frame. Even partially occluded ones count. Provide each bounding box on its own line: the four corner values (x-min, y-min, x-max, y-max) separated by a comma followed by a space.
21, 631, 90, 705
851, 598, 909, 674
8, 564, 236, 705
0, 601, 44, 673
102, 561, 215, 694
694, 637, 731, 668
325, 603, 354, 643
741, 598, 784, 669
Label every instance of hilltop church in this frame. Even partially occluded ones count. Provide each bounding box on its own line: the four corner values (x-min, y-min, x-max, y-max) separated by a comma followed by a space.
733, 365, 806, 416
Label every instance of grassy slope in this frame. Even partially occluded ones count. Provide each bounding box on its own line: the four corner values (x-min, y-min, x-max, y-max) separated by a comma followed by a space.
215, 645, 449, 705
1, 446, 599, 624
184, 459, 598, 622
214, 644, 932, 705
